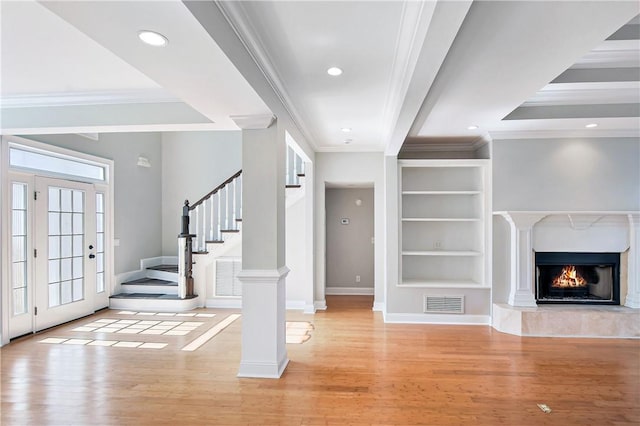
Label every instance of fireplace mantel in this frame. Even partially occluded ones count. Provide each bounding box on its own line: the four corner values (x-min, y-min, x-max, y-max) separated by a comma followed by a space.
494, 211, 640, 309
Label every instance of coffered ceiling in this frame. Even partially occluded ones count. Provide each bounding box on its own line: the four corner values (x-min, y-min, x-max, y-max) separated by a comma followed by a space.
1, 1, 638, 156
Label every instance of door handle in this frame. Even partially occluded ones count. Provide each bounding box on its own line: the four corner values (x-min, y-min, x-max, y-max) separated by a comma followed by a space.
89, 254, 96, 259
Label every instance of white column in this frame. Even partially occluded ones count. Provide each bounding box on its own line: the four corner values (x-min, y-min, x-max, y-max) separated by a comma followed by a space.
303, 162, 316, 314
234, 116, 289, 378
499, 212, 547, 307
625, 214, 640, 308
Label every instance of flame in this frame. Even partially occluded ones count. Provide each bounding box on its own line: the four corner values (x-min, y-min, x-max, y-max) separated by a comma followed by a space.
552, 265, 587, 288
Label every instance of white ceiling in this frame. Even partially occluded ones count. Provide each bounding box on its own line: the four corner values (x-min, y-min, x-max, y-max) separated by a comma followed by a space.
1, 1, 638, 154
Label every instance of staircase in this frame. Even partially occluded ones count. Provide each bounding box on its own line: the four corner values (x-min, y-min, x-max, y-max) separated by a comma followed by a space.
109, 145, 305, 312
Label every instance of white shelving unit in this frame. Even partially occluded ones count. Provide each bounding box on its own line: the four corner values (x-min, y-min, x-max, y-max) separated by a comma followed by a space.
399, 159, 491, 288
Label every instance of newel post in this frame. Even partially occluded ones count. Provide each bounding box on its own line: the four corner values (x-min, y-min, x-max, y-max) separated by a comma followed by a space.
178, 200, 196, 299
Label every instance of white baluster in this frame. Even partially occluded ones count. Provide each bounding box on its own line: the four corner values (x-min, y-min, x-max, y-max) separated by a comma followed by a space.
209, 196, 214, 241
216, 191, 222, 241
232, 179, 237, 229
202, 201, 206, 249
296, 152, 303, 177
238, 174, 243, 220
224, 185, 230, 231
286, 146, 291, 185
194, 206, 200, 251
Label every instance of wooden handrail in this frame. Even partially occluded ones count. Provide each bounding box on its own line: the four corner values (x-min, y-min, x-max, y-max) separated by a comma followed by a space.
189, 169, 242, 210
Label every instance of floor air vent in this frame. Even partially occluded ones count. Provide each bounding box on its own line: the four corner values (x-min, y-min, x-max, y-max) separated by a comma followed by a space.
424, 295, 464, 314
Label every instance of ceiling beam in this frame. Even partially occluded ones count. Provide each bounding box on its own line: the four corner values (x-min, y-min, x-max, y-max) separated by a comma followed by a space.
1, 102, 217, 135
384, 0, 473, 155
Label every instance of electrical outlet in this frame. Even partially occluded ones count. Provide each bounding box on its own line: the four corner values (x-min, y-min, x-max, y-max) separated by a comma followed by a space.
434, 241, 442, 249
356, 275, 361, 283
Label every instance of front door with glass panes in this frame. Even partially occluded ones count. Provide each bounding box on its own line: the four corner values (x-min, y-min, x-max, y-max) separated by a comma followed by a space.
4, 138, 111, 340
33, 177, 98, 331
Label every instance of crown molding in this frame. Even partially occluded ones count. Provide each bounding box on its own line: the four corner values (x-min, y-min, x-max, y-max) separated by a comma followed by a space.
489, 128, 640, 140
401, 136, 486, 152
574, 39, 640, 69
0, 89, 179, 109
215, 1, 318, 150
523, 85, 640, 106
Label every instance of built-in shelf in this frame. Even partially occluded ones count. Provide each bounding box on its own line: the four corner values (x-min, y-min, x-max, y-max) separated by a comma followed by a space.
399, 159, 491, 289
402, 250, 482, 256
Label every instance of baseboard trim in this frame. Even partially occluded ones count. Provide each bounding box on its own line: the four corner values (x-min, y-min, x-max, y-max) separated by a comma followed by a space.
206, 298, 242, 309
314, 300, 327, 311
326, 287, 374, 295
205, 298, 316, 313
372, 302, 385, 312
384, 313, 490, 325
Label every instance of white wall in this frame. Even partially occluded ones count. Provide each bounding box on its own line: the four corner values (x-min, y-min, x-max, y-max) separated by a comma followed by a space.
24, 133, 163, 274
492, 137, 640, 302
285, 191, 308, 304
161, 131, 241, 255
314, 153, 385, 308
325, 188, 374, 291
493, 138, 640, 211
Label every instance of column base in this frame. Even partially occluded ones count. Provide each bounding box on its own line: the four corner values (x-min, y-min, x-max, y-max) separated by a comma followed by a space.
236, 266, 289, 379
508, 290, 537, 307
238, 357, 290, 379
625, 292, 640, 309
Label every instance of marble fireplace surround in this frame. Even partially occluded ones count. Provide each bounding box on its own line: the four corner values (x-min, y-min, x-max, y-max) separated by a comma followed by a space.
492, 211, 640, 338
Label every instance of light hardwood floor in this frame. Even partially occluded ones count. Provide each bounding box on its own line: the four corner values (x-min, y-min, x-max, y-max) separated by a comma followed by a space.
2, 295, 639, 425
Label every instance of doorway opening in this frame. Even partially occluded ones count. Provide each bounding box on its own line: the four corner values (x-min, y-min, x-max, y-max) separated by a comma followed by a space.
325, 186, 374, 310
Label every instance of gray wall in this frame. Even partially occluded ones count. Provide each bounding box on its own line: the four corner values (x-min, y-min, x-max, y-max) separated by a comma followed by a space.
325, 188, 374, 289
493, 138, 640, 211
161, 131, 241, 255
25, 132, 163, 274
492, 137, 640, 302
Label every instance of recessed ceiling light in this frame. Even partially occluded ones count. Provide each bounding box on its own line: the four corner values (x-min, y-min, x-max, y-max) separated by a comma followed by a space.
585, 123, 598, 128
341, 127, 352, 133
344, 139, 352, 144
467, 125, 479, 130
327, 67, 343, 76
138, 30, 168, 47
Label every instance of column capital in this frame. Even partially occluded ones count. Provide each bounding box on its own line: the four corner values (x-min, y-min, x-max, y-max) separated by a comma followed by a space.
231, 114, 275, 129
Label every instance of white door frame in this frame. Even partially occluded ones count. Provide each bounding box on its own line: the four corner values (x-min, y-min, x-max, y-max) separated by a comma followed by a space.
0, 136, 114, 344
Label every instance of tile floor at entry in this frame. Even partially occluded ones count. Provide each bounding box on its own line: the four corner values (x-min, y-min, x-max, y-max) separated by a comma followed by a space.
34, 309, 313, 351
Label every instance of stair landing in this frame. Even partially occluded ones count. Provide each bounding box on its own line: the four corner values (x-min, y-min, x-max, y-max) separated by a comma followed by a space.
110, 264, 199, 311
110, 293, 196, 300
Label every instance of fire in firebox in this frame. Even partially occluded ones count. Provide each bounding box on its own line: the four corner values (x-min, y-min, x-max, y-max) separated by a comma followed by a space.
552, 265, 587, 288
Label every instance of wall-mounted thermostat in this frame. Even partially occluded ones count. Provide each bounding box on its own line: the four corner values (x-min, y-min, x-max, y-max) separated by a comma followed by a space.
341, 218, 350, 225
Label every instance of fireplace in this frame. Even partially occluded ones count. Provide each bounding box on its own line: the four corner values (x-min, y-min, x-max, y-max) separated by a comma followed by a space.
535, 252, 620, 305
